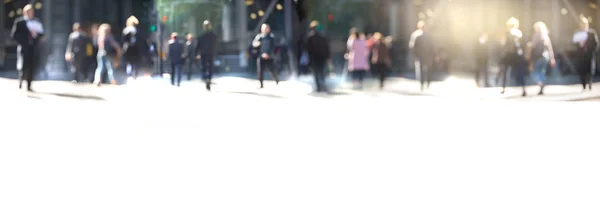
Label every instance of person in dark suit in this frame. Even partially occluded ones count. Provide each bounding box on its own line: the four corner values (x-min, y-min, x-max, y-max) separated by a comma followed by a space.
306, 21, 332, 92
196, 20, 218, 91
11, 4, 44, 92
184, 33, 197, 81
252, 23, 279, 88
168, 33, 185, 87
573, 16, 599, 91
65, 23, 94, 83
412, 24, 436, 91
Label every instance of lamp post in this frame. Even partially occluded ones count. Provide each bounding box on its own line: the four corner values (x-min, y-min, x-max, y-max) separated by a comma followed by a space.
284, 0, 297, 79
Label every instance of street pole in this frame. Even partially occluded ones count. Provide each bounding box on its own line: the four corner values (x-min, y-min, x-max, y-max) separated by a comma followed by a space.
284, 0, 297, 80
236, 0, 248, 68
156, 0, 164, 76
0, 0, 5, 69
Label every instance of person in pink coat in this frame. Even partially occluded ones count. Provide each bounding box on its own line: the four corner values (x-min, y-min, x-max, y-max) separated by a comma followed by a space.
347, 32, 370, 89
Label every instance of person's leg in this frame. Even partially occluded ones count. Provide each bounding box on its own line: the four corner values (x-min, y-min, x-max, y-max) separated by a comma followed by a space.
515, 65, 527, 96
358, 71, 365, 88
177, 64, 183, 86
171, 63, 176, 86
257, 58, 264, 88
533, 58, 548, 95
312, 61, 324, 92
22, 51, 35, 90
94, 55, 105, 84
18, 69, 24, 89
206, 56, 214, 90
379, 64, 386, 88
482, 62, 489, 87
414, 60, 421, 83
105, 57, 116, 84
267, 59, 279, 84
501, 64, 509, 93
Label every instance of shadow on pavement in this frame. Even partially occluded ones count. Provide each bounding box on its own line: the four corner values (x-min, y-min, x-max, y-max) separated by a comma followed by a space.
386, 89, 436, 97
309, 91, 351, 98
504, 91, 581, 100
226, 91, 285, 99
26, 94, 42, 99
37, 92, 105, 101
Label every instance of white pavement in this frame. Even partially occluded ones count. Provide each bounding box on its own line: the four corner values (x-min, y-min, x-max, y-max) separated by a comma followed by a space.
1, 77, 600, 211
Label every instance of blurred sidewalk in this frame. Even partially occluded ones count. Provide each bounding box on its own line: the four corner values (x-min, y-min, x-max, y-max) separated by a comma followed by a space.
368, 77, 600, 101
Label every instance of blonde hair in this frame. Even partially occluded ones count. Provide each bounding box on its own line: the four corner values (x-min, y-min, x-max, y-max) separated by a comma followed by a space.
126, 16, 139, 26
533, 21, 549, 34
98, 24, 111, 35
580, 15, 590, 28
23, 4, 33, 12
417, 20, 426, 29
373, 32, 383, 40
506, 17, 520, 29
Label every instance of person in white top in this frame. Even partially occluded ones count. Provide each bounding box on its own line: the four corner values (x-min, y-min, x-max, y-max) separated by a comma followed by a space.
408, 20, 425, 86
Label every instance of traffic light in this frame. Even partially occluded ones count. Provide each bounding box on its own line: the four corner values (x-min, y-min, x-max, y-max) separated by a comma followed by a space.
150, 25, 157, 32
162, 16, 168, 23
327, 14, 334, 22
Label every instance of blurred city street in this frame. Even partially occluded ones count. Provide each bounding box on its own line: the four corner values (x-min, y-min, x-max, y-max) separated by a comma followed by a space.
1, 75, 600, 211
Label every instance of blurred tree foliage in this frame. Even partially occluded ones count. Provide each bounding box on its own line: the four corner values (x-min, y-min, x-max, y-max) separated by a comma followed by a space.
157, 0, 230, 34
305, 0, 379, 39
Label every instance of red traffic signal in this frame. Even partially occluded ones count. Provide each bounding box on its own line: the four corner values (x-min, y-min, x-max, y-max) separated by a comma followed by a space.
327, 14, 334, 22
162, 16, 168, 23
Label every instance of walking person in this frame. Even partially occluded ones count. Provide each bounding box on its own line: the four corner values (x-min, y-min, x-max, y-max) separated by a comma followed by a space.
252, 23, 279, 88
196, 20, 218, 90
93, 24, 121, 86
11, 4, 44, 92
412, 24, 435, 91
573, 16, 599, 91
65, 23, 93, 83
370, 32, 392, 89
409, 21, 425, 82
475, 33, 490, 87
168, 33, 185, 87
184, 33, 197, 81
499, 17, 528, 96
123, 16, 141, 81
89, 23, 100, 81
306, 21, 332, 92
527, 21, 555, 95
347, 32, 370, 89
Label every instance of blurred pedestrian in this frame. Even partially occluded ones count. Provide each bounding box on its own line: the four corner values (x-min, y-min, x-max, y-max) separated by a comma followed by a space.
474, 33, 490, 87
306, 21, 332, 92
65, 22, 93, 83
123, 16, 141, 81
410, 20, 433, 90
573, 16, 599, 91
184, 33, 197, 81
196, 20, 218, 91
93, 24, 121, 86
11, 4, 44, 92
499, 17, 527, 96
370, 32, 391, 89
252, 23, 279, 88
168, 33, 184, 87
347, 32, 369, 89
528, 21, 555, 95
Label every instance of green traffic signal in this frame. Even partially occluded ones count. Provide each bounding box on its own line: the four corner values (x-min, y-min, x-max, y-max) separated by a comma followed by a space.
150, 25, 157, 32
